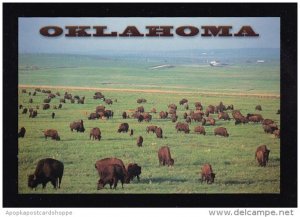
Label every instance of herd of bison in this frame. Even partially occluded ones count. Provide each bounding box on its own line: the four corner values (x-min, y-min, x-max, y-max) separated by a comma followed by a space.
19, 88, 280, 190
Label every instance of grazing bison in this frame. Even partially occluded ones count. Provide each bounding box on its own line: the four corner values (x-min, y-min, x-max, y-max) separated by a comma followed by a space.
247, 113, 264, 123
136, 136, 143, 147
97, 164, 125, 190
137, 98, 147, 103
176, 122, 190, 133
214, 127, 229, 137
151, 108, 157, 113
58, 104, 62, 109
96, 105, 106, 113
273, 129, 280, 138
206, 117, 216, 126
146, 125, 157, 133
194, 102, 203, 110
28, 158, 64, 189
29, 98, 33, 103
18, 127, 26, 138
19, 104, 23, 109
183, 112, 188, 119
105, 98, 113, 105
136, 106, 144, 113
137, 114, 144, 122
262, 119, 274, 125
118, 123, 129, 133
171, 114, 178, 123
200, 164, 215, 184
104, 110, 114, 119
70, 120, 85, 132
44, 129, 60, 140
159, 111, 168, 119
95, 158, 128, 187
122, 112, 127, 119
168, 104, 177, 110
51, 112, 55, 119
48, 93, 56, 99
43, 104, 50, 110
218, 112, 231, 121
255, 105, 262, 111
179, 98, 188, 105
126, 163, 142, 183
168, 108, 177, 116
205, 105, 215, 117
29, 110, 38, 118
194, 126, 206, 135
129, 129, 134, 136
88, 112, 100, 120
155, 127, 163, 138
255, 145, 270, 167
78, 96, 85, 104
143, 113, 152, 122
35, 88, 41, 92
226, 104, 234, 110
22, 108, 28, 114
191, 112, 202, 122
44, 98, 51, 103
158, 146, 174, 166
90, 127, 101, 140
262, 124, 278, 134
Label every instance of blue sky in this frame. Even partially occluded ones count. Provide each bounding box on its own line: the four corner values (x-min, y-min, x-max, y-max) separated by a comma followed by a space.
19, 17, 280, 54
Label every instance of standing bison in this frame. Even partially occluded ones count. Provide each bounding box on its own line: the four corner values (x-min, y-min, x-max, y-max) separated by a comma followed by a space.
70, 120, 85, 132
97, 164, 125, 190
18, 127, 26, 138
218, 112, 231, 121
42, 103, 50, 110
90, 127, 101, 140
214, 127, 229, 137
255, 145, 270, 167
155, 127, 163, 138
146, 125, 157, 133
158, 146, 174, 167
126, 163, 142, 183
28, 158, 64, 189
200, 164, 215, 184
175, 122, 190, 134
44, 129, 60, 140
194, 126, 206, 135
118, 123, 129, 133
136, 136, 143, 147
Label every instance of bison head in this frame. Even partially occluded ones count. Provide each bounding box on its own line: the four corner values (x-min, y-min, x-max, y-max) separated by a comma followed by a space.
56, 136, 61, 141
209, 173, 216, 184
97, 179, 105, 190
28, 174, 38, 189
169, 159, 174, 166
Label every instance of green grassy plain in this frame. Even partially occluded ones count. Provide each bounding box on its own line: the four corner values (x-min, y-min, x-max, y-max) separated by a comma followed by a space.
18, 54, 280, 193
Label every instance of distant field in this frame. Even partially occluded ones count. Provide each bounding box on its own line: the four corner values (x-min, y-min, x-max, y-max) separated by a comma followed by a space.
18, 53, 280, 193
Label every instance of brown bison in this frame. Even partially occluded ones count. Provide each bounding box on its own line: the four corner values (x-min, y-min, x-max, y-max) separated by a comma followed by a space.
77, 96, 85, 104
214, 127, 229, 137
90, 127, 101, 140
29, 110, 38, 118
155, 127, 163, 138
168, 104, 177, 110
122, 111, 127, 119
137, 114, 144, 122
137, 98, 147, 103
262, 119, 274, 125
179, 98, 188, 105
22, 108, 28, 114
43, 98, 51, 103
200, 164, 215, 184
95, 158, 128, 187
273, 129, 280, 138
105, 98, 113, 105
186, 116, 192, 124
159, 111, 168, 119
171, 114, 178, 123
158, 146, 174, 166
136, 106, 144, 113
88, 112, 100, 120
262, 124, 278, 134
255, 145, 270, 167
18, 127, 26, 138
96, 105, 106, 113
143, 113, 152, 122
43, 104, 50, 110
146, 125, 157, 133
206, 117, 216, 126
175, 122, 190, 134
126, 163, 142, 183
218, 112, 231, 121
70, 120, 85, 132
136, 136, 143, 147
118, 123, 129, 133
150, 108, 157, 113
191, 112, 202, 122
104, 110, 114, 119
44, 129, 60, 140
194, 126, 206, 135
255, 105, 262, 111
247, 113, 264, 123
205, 105, 215, 117
97, 164, 125, 190
28, 158, 64, 189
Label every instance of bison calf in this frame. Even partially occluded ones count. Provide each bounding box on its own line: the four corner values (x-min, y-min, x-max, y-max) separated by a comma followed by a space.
200, 164, 215, 184
136, 136, 143, 147
126, 163, 142, 183
28, 158, 64, 189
